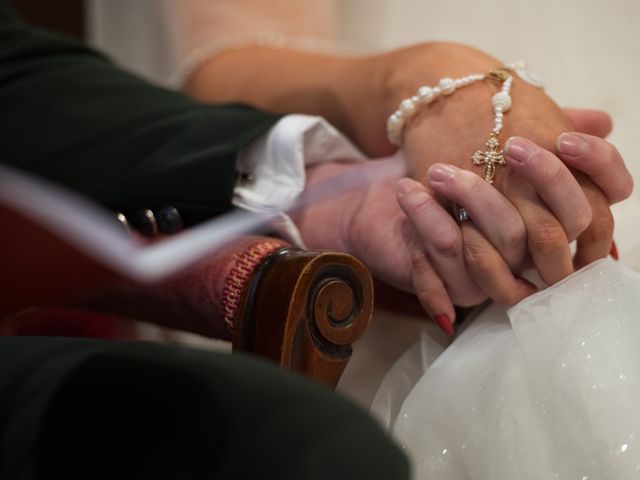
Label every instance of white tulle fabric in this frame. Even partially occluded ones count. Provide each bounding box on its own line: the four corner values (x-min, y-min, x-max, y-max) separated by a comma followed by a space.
88, 0, 339, 86
372, 258, 640, 479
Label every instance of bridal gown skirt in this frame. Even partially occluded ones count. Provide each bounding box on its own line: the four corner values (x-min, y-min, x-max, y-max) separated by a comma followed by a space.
349, 201, 640, 480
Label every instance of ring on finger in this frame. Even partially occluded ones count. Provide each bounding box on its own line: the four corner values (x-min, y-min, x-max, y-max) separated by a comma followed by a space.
456, 207, 471, 224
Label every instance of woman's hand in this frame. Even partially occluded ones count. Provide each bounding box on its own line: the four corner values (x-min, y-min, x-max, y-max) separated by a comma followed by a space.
558, 108, 633, 267
368, 43, 630, 285
296, 128, 632, 335
397, 130, 631, 320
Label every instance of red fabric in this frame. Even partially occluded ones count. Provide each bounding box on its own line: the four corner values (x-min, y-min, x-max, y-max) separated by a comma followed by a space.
1, 236, 289, 341
86, 236, 288, 340
1, 307, 136, 339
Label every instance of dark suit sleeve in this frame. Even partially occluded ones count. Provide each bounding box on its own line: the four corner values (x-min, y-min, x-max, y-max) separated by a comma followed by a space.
0, 2, 281, 218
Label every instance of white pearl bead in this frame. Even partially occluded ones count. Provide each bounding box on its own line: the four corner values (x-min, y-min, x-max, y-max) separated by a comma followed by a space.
388, 113, 404, 127
492, 92, 512, 112
439, 77, 456, 95
387, 134, 400, 146
399, 98, 417, 117
387, 124, 401, 144
417, 86, 435, 104
432, 86, 442, 96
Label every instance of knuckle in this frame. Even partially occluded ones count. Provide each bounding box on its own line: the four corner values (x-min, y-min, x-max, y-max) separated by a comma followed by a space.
410, 247, 429, 267
585, 211, 614, 243
431, 228, 461, 258
459, 171, 485, 199
540, 158, 565, 186
414, 284, 444, 311
567, 203, 593, 240
518, 144, 544, 170
405, 193, 435, 217
529, 221, 566, 252
543, 159, 572, 185
414, 285, 434, 303
463, 241, 492, 270
503, 223, 527, 251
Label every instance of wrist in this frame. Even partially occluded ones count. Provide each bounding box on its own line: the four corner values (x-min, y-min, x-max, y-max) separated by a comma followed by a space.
363, 43, 500, 159
380, 43, 572, 184
293, 162, 360, 253
382, 43, 503, 113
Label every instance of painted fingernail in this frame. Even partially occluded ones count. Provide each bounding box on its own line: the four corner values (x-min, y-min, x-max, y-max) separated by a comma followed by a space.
505, 137, 537, 163
395, 178, 420, 197
428, 164, 456, 182
557, 133, 587, 157
610, 239, 619, 261
435, 314, 454, 337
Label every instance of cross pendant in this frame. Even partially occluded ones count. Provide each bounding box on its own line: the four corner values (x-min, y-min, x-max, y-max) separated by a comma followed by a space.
472, 132, 505, 183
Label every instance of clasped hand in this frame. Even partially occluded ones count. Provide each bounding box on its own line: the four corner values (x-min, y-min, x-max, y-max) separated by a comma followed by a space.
296, 40, 633, 332
299, 110, 631, 330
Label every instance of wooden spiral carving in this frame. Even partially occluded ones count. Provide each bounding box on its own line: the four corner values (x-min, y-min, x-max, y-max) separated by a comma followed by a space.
233, 248, 374, 388
307, 265, 370, 353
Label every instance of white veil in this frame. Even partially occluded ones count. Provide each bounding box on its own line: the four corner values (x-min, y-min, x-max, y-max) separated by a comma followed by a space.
88, 0, 350, 87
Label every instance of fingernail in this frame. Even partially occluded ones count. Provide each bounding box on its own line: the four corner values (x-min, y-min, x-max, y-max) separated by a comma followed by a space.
505, 137, 537, 163
557, 133, 587, 157
610, 240, 619, 261
395, 178, 419, 197
435, 314, 454, 337
428, 164, 456, 182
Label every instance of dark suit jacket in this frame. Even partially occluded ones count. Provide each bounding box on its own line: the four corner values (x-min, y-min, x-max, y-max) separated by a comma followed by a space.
0, 0, 281, 219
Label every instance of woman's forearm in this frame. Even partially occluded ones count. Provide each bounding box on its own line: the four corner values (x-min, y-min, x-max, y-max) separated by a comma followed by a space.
184, 42, 571, 168
184, 46, 391, 155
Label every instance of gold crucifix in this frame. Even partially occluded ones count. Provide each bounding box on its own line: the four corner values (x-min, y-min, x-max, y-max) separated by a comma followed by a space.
472, 132, 505, 183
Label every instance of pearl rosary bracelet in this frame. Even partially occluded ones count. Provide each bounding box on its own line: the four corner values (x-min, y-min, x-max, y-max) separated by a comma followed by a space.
387, 62, 542, 184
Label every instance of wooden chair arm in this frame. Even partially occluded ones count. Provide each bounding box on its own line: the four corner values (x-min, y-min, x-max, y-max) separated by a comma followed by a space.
233, 248, 374, 389
2, 237, 374, 389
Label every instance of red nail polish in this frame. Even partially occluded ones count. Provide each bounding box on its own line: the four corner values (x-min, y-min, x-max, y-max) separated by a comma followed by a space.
610, 240, 619, 261
435, 314, 454, 337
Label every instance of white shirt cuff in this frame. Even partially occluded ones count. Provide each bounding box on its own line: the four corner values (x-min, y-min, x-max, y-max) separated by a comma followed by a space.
232, 114, 367, 246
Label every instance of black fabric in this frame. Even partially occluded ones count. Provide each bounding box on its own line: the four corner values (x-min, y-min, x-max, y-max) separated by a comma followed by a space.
0, 0, 280, 218
0, 337, 409, 480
